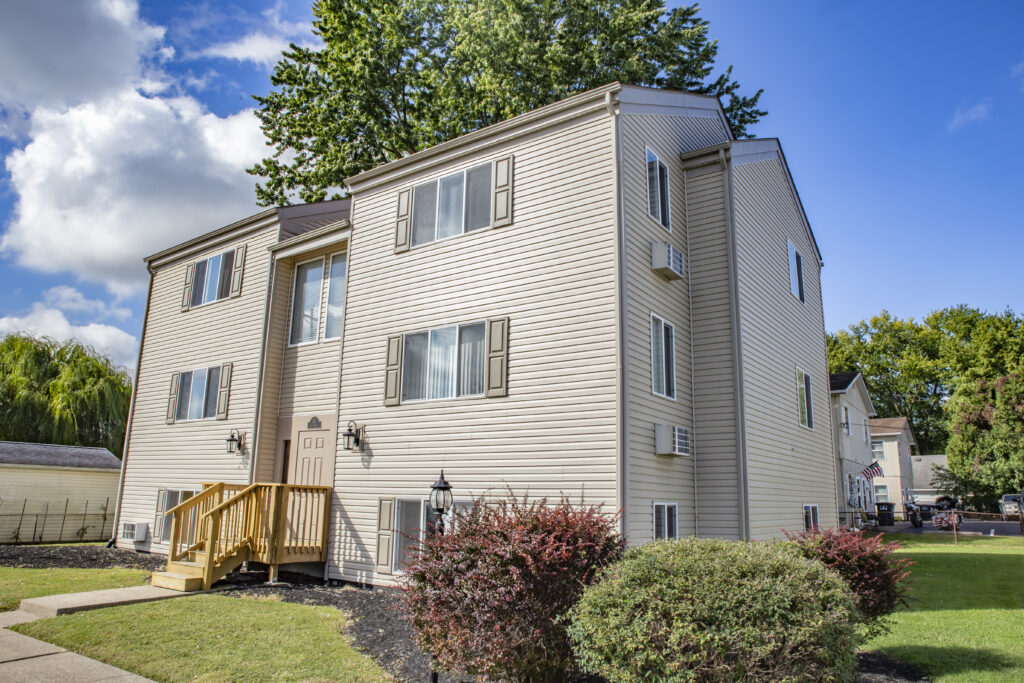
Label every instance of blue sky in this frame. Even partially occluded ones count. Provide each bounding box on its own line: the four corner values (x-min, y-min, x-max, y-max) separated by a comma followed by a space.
0, 1, 1021, 367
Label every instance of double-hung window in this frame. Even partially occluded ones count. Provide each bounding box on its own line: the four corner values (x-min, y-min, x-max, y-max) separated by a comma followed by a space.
874, 484, 889, 503
175, 366, 221, 421
788, 241, 805, 302
871, 440, 885, 461
324, 253, 347, 340
802, 504, 820, 530
646, 148, 670, 229
651, 314, 675, 399
842, 405, 851, 436
156, 489, 198, 542
796, 368, 813, 429
402, 322, 486, 401
290, 258, 325, 345
411, 163, 492, 247
190, 249, 236, 308
653, 502, 678, 540
394, 499, 472, 571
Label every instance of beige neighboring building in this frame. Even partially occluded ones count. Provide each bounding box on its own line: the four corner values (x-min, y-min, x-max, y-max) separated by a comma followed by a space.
0, 441, 121, 543
911, 454, 947, 505
114, 83, 838, 589
869, 417, 918, 518
830, 372, 877, 527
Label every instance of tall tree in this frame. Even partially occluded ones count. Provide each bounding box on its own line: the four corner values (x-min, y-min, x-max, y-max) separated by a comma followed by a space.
0, 335, 132, 455
250, 0, 765, 205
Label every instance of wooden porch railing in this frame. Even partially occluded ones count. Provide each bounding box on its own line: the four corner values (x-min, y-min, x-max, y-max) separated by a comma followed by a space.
165, 483, 332, 589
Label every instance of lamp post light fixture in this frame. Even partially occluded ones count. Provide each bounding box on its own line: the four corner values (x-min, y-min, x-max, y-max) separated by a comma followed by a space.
342, 421, 363, 451
225, 429, 245, 455
428, 470, 453, 683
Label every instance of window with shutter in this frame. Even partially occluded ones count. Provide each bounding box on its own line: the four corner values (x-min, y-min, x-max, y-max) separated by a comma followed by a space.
166, 372, 180, 424
384, 335, 403, 406
400, 322, 486, 402
375, 498, 395, 574
171, 364, 230, 421
181, 265, 195, 312
184, 247, 242, 309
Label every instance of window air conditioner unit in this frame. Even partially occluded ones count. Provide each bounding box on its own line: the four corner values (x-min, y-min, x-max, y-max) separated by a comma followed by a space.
651, 241, 685, 280
655, 424, 691, 456
122, 521, 148, 543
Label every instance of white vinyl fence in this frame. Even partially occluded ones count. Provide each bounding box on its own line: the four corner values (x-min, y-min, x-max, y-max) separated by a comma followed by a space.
0, 497, 114, 544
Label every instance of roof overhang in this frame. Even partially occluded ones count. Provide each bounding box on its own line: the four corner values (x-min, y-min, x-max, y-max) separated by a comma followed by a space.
270, 220, 351, 259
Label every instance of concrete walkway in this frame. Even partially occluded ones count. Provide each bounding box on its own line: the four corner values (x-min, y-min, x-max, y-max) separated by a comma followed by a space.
0, 585, 196, 681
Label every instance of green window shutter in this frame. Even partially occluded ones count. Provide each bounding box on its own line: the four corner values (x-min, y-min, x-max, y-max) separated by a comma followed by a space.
181, 264, 195, 311
166, 372, 179, 424
491, 156, 514, 228
485, 317, 509, 398
215, 363, 232, 420
375, 497, 395, 575
384, 335, 403, 406
395, 189, 412, 253
229, 245, 246, 298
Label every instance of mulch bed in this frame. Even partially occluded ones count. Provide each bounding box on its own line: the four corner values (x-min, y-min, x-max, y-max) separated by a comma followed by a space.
222, 571, 929, 683
0, 543, 165, 571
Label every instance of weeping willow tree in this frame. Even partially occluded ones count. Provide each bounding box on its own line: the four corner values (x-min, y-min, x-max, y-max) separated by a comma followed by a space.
0, 335, 133, 455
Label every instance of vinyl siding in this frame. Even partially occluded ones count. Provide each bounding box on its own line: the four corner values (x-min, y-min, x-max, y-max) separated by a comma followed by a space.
873, 435, 914, 515
620, 114, 730, 543
116, 220, 278, 553
731, 155, 836, 538
832, 389, 874, 523
684, 160, 743, 539
332, 110, 620, 585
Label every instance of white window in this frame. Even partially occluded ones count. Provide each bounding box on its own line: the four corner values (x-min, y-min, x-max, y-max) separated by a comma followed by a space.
863, 419, 870, 444
871, 440, 885, 460
156, 489, 198, 542
402, 322, 486, 401
324, 253, 347, 340
874, 484, 889, 503
802, 504, 820, 530
651, 314, 676, 399
788, 241, 804, 302
175, 366, 221, 421
672, 426, 690, 455
796, 368, 814, 429
289, 257, 325, 345
646, 148, 671, 229
842, 405, 851, 436
653, 502, 678, 540
190, 249, 236, 308
411, 163, 492, 247
847, 474, 856, 506
394, 499, 472, 571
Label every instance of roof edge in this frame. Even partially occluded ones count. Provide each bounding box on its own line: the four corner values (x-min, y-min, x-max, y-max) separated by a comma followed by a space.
145, 207, 279, 265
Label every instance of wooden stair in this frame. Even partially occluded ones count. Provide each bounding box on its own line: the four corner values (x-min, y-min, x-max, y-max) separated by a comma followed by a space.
154, 482, 331, 591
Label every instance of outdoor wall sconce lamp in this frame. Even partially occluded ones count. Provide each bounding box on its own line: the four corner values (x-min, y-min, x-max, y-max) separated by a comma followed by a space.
342, 421, 364, 451
225, 429, 246, 454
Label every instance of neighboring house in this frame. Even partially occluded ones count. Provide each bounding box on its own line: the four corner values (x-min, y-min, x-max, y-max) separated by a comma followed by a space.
911, 454, 947, 505
869, 417, 918, 518
114, 82, 837, 590
0, 441, 120, 543
830, 371, 877, 527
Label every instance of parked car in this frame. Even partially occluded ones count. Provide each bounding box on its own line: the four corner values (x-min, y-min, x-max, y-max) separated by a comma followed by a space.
999, 494, 1020, 520
932, 510, 963, 531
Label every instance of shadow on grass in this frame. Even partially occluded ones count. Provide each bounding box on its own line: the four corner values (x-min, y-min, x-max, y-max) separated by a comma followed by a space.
880, 645, 1017, 678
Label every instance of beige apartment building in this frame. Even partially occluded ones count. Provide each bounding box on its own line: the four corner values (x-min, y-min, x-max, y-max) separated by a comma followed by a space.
113, 83, 837, 589
869, 417, 918, 518
829, 372, 878, 527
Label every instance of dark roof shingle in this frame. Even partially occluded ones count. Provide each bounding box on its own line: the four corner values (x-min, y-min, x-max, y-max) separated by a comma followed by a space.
830, 371, 860, 392
0, 441, 120, 470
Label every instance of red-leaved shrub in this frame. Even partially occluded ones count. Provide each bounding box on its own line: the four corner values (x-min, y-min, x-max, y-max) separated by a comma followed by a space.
399, 495, 625, 682
788, 527, 912, 637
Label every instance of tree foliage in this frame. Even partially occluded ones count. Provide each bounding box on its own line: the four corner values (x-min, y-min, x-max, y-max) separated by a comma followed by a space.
0, 335, 132, 455
250, 0, 766, 205
827, 306, 1024, 455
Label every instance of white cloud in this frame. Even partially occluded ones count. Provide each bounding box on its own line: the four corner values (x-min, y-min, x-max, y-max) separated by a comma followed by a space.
42, 286, 131, 321
0, 1, 271, 296
0, 304, 138, 369
2, 91, 268, 296
948, 98, 993, 131
199, 32, 294, 68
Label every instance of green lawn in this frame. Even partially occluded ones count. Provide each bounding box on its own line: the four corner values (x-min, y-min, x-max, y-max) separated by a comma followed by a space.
867, 533, 1024, 682
0, 567, 150, 611
13, 593, 387, 682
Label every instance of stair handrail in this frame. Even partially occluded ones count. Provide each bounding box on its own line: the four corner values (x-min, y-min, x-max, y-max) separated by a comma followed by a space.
166, 483, 224, 562
199, 483, 260, 587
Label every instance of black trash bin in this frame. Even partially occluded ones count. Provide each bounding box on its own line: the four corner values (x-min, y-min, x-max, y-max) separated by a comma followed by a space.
876, 502, 895, 526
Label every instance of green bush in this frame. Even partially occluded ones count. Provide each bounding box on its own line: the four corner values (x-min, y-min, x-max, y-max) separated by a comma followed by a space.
567, 538, 858, 683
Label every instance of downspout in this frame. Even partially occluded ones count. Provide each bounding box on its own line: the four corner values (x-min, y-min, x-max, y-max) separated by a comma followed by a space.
249, 247, 278, 485
108, 264, 155, 547
684, 170, 699, 537
607, 90, 629, 538
720, 147, 751, 541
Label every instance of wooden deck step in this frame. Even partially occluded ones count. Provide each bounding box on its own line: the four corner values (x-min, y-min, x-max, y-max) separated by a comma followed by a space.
165, 559, 205, 577
151, 571, 204, 592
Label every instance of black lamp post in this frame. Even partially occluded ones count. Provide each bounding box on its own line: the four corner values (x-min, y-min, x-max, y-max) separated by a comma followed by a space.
428, 471, 453, 683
